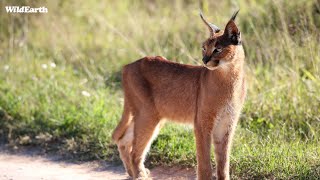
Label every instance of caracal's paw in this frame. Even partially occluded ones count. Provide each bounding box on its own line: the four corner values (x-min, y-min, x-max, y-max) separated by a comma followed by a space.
136, 168, 151, 180
126, 169, 133, 177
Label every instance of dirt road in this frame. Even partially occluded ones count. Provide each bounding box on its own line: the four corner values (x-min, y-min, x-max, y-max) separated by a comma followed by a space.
0, 147, 196, 180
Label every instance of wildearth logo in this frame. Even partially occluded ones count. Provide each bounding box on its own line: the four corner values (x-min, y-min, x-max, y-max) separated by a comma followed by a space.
5, 6, 48, 13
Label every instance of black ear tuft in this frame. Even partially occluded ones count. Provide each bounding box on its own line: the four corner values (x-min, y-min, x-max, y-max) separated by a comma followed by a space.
224, 10, 241, 45
230, 9, 240, 21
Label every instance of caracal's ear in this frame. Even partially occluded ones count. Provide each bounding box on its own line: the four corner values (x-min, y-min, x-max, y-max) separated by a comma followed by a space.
224, 10, 241, 45
200, 12, 220, 39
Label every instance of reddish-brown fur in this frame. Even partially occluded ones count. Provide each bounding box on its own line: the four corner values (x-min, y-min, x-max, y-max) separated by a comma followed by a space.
112, 12, 246, 180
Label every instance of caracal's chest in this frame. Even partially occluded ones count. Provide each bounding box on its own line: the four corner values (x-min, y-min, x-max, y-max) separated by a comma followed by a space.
212, 79, 245, 141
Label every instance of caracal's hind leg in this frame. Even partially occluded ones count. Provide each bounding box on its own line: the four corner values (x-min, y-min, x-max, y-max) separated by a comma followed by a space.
130, 110, 160, 179
117, 122, 134, 177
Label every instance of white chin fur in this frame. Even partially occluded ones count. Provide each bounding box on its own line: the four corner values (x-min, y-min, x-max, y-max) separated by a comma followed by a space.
205, 60, 227, 70
205, 65, 219, 70
218, 60, 227, 66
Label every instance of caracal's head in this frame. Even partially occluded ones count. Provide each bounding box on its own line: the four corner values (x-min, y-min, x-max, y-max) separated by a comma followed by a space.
200, 10, 244, 70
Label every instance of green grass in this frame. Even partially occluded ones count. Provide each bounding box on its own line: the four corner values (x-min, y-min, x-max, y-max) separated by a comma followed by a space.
0, 0, 320, 179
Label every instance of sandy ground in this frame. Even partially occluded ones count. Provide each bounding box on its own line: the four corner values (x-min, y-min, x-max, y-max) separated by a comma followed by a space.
0, 146, 196, 180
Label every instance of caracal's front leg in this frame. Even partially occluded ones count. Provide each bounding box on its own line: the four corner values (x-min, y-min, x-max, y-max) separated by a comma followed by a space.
213, 135, 232, 180
212, 112, 239, 180
194, 115, 214, 180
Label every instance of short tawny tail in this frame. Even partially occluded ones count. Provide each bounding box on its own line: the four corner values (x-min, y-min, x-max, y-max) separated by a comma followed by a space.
112, 100, 132, 142
112, 66, 133, 142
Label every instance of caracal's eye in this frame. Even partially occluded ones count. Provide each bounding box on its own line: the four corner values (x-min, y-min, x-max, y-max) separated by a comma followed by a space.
201, 47, 206, 52
214, 47, 222, 53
